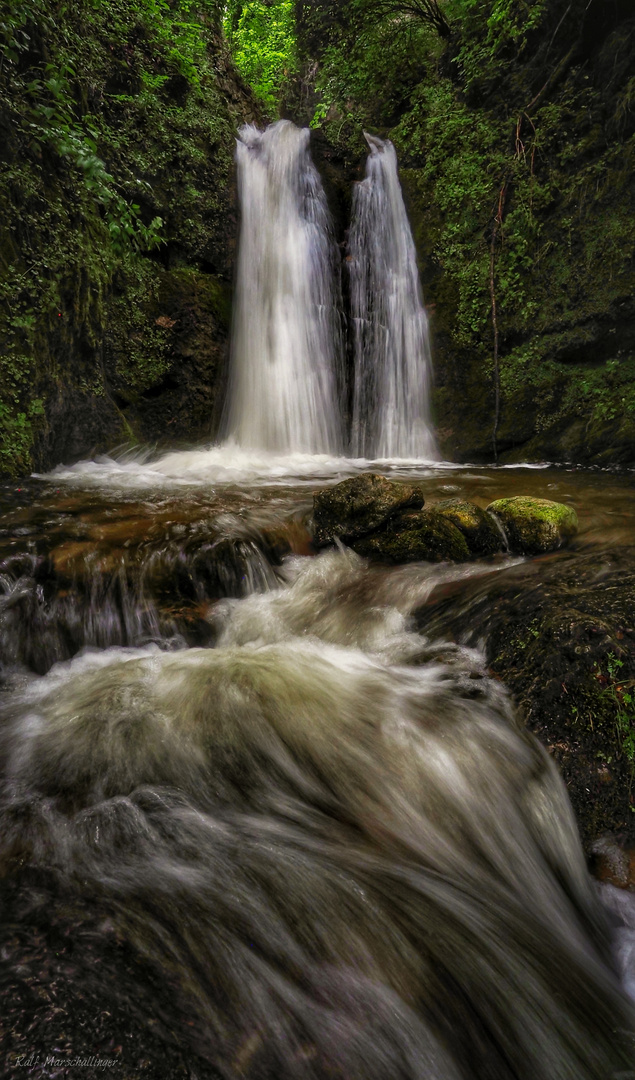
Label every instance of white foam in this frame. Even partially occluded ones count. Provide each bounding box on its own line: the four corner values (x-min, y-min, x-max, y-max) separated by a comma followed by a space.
41, 444, 449, 490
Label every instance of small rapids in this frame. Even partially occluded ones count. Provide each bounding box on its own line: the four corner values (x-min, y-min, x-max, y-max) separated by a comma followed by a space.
0, 497, 292, 676
1, 547, 634, 1078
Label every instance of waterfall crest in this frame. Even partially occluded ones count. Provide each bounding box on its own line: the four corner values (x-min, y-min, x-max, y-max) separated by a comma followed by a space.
224, 121, 343, 454
350, 133, 437, 460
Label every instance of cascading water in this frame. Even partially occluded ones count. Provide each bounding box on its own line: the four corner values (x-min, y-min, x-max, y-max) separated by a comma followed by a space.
48, 123, 439, 486
349, 134, 437, 461
1, 548, 634, 1078
223, 121, 343, 455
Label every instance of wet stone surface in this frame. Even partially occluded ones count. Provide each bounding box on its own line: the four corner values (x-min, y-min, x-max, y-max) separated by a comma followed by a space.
312, 473, 424, 546
416, 546, 635, 850
487, 496, 578, 555
435, 498, 504, 556
351, 508, 471, 563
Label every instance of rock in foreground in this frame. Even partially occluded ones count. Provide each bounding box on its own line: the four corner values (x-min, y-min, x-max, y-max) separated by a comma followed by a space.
436, 498, 504, 556
312, 474, 424, 546
487, 496, 578, 555
352, 510, 470, 564
416, 547, 635, 850
313, 479, 579, 565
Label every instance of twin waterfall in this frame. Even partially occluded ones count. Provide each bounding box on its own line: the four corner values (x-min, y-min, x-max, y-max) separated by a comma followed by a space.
224, 120, 436, 460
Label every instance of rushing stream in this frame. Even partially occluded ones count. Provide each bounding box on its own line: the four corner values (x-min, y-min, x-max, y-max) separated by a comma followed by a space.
1, 459, 635, 1078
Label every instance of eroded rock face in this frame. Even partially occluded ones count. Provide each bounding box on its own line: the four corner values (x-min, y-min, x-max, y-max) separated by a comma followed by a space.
312, 474, 424, 546
436, 498, 504, 557
352, 509, 470, 564
487, 496, 578, 555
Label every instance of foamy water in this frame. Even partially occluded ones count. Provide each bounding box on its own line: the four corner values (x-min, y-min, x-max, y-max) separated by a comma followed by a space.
41, 442, 555, 492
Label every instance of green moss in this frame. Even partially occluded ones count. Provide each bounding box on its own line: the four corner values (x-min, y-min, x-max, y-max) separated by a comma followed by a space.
296, 0, 635, 465
0, 0, 254, 475
487, 496, 578, 554
435, 498, 504, 556
312, 473, 424, 545
352, 509, 470, 564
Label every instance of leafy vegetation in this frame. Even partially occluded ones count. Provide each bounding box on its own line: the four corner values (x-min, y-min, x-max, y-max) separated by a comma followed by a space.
603, 653, 635, 767
223, 0, 297, 114
0, 0, 248, 474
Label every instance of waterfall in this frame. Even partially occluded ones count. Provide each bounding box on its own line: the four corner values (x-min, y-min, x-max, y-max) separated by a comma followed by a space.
224, 121, 343, 454
349, 133, 437, 461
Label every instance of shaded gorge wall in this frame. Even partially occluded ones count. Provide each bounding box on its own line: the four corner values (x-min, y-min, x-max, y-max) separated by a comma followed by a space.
0, 0, 260, 476
288, 0, 635, 465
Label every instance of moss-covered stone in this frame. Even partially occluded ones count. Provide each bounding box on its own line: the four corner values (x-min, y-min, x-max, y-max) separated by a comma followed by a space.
103, 266, 232, 447
416, 548, 635, 849
312, 473, 424, 546
487, 496, 578, 555
435, 498, 504, 557
352, 509, 470, 564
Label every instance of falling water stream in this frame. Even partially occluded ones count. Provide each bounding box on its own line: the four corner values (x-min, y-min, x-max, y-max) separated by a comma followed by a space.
349, 134, 437, 460
223, 121, 343, 454
1, 122, 635, 1078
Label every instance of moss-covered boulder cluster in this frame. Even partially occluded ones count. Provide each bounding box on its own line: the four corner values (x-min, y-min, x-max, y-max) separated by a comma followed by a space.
312, 472, 424, 545
0, 0, 259, 476
286, 0, 635, 466
312, 475, 578, 562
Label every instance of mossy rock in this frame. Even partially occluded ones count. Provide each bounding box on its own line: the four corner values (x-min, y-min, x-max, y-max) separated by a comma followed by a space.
435, 499, 504, 557
312, 473, 424, 546
416, 548, 635, 850
487, 496, 578, 555
351, 509, 470, 564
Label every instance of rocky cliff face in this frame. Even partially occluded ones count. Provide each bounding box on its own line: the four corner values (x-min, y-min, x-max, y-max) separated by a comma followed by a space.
294, 0, 635, 466
0, 1, 260, 476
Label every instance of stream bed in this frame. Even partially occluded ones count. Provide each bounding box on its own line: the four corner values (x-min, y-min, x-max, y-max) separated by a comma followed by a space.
1, 455, 635, 1078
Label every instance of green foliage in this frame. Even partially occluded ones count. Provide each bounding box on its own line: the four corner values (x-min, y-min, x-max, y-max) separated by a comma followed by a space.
106, 259, 173, 393
0, 0, 241, 475
292, 0, 635, 461
224, 0, 296, 114
603, 653, 635, 765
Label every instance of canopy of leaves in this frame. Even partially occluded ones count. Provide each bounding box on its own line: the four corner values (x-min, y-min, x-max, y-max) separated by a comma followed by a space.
223, 0, 297, 114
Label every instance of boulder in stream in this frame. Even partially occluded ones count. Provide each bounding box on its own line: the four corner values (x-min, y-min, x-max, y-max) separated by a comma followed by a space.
487, 495, 578, 554
415, 547, 635, 850
312, 473, 424, 546
352, 509, 470, 564
435, 498, 504, 556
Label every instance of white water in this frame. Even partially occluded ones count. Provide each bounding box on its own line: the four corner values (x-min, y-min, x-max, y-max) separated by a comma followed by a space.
223, 121, 343, 454
350, 134, 437, 461
44, 445, 552, 490
43, 123, 493, 489
2, 550, 634, 1077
